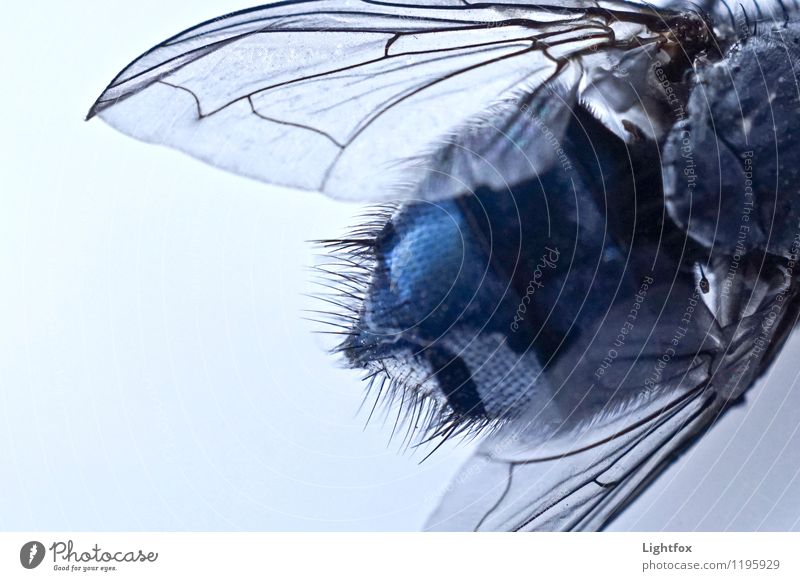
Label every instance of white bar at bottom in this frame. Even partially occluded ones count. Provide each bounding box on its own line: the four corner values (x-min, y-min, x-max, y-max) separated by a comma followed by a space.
0, 532, 797, 580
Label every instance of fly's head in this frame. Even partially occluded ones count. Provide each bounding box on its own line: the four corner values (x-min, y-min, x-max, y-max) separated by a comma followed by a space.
656, 10, 717, 68
663, 21, 800, 259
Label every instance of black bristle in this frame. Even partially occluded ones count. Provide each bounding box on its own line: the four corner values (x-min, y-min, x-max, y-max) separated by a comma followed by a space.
309, 203, 503, 458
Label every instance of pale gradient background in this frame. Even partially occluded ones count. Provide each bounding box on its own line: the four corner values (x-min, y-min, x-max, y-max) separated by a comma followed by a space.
1, 1, 798, 531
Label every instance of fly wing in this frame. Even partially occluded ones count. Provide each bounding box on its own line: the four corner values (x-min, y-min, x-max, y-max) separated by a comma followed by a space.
426, 384, 722, 531
426, 256, 800, 531
87, 0, 671, 201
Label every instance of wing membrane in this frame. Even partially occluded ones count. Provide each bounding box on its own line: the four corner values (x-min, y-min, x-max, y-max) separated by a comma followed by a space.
427, 255, 800, 531
425, 383, 719, 531
88, 0, 667, 200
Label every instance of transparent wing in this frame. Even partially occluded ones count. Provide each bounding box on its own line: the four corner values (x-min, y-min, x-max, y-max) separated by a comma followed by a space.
426, 256, 800, 531
88, 0, 674, 201
427, 383, 721, 531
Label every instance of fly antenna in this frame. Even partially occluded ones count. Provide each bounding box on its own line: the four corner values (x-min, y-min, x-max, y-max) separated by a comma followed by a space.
776, 0, 790, 25
738, 3, 752, 40
699, 264, 710, 294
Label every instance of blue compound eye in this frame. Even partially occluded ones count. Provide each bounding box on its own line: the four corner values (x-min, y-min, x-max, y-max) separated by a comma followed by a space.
90, 0, 800, 530
318, 107, 716, 448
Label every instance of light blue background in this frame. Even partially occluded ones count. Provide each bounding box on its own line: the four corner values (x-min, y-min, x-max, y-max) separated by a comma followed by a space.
2, 1, 799, 531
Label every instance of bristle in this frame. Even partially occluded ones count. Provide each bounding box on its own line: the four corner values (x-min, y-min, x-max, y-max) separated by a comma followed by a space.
309, 203, 503, 457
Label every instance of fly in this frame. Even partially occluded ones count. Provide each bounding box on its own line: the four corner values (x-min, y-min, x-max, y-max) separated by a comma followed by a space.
88, 0, 800, 531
